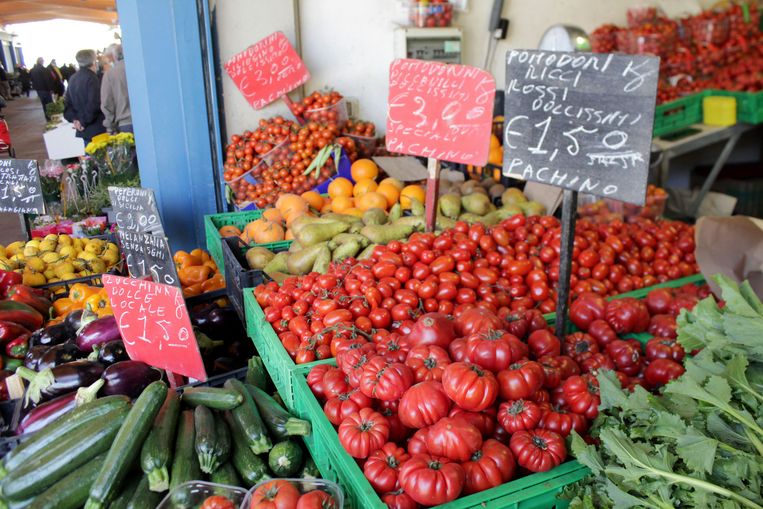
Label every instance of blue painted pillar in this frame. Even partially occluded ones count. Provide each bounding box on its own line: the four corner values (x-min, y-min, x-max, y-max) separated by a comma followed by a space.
117, 0, 221, 252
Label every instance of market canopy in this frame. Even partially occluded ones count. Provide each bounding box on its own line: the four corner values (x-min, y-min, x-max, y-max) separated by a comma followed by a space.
0, 0, 117, 25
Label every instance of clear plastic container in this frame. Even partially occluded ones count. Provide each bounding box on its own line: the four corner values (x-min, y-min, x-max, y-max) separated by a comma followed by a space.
343, 133, 377, 159
409, 2, 454, 27
302, 98, 348, 125
689, 14, 730, 46
157, 481, 248, 509
627, 4, 659, 27
243, 478, 344, 509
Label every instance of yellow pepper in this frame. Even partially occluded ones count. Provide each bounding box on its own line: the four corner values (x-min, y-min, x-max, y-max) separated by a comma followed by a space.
178, 265, 212, 288
201, 273, 225, 293
52, 297, 77, 317
85, 292, 111, 314
70, 283, 99, 304
191, 248, 210, 263
182, 283, 203, 298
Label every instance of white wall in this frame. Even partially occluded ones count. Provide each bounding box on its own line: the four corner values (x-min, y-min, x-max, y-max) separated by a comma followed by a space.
217, 0, 713, 135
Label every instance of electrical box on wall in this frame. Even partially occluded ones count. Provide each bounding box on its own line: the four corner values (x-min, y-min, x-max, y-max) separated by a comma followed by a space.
394, 27, 462, 63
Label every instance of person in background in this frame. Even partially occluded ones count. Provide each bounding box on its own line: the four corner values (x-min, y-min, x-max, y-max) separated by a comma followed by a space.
0, 65, 11, 101
48, 59, 64, 97
60, 63, 75, 83
16, 65, 31, 97
100, 44, 132, 134
30, 57, 54, 120
64, 49, 106, 144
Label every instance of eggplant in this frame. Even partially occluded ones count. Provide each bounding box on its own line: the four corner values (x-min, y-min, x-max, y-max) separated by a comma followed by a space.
100, 361, 162, 398
16, 379, 103, 434
37, 342, 83, 370
208, 307, 245, 336
64, 309, 97, 335
24, 345, 51, 370
76, 315, 121, 352
16, 360, 104, 405
95, 340, 129, 364
190, 303, 219, 330
29, 322, 73, 348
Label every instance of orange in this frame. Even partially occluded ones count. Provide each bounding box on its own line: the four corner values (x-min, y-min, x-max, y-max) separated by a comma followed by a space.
343, 208, 364, 218
379, 177, 404, 191
331, 195, 354, 213
328, 177, 354, 198
351, 159, 379, 182
488, 146, 503, 166
400, 185, 426, 210
376, 183, 400, 208
320, 200, 333, 214
353, 178, 378, 198
285, 228, 294, 240
301, 191, 325, 211
275, 194, 308, 218
262, 208, 283, 225
489, 134, 501, 150
244, 219, 284, 244
357, 192, 388, 212
218, 225, 241, 238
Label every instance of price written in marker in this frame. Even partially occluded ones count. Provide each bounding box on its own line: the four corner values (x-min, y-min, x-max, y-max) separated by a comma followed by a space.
117, 230, 179, 287
108, 186, 164, 235
0, 159, 45, 214
386, 58, 496, 166
503, 50, 659, 205
103, 274, 207, 381
224, 31, 311, 110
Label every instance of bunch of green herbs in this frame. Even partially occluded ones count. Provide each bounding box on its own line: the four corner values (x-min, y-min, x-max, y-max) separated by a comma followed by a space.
565, 274, 763, 509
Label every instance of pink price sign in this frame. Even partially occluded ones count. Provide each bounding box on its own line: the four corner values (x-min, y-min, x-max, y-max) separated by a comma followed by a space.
385, 59, 496, 166
102, 274, 207, 381
224, 31, 310, 110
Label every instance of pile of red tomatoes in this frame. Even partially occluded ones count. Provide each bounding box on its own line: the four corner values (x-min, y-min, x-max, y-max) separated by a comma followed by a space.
297, 281, 705, 507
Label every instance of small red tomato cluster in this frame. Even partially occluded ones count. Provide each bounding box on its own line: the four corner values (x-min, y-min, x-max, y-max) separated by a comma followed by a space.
301, 281, 705, 507
249, 479, 338, 509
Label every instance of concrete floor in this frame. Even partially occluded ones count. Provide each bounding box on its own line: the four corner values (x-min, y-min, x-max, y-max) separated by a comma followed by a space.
0, 93, 50, 245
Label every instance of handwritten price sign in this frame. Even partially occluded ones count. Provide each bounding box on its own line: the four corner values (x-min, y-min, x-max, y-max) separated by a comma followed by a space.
108, 186, 164, 236
0, 159, 44, 214
224, 31, 310, 110
386, 59, 496, 166
503, 51, 659, 205
103, 274, 207, 381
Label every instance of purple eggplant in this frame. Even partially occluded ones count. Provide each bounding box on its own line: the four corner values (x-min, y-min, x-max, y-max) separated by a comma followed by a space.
37, 342, 83, 370
30, 322, 73, 348
100, 361, 162, 399
76, 316, 121, 352
15, 378, 106, 434
24, 345, 51, 370
16, 360, 104, 405
95, 340, 129, 365
64, 309, 95, 335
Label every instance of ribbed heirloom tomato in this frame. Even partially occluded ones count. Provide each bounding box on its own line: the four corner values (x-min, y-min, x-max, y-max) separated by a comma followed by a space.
295, 491, 338, 509
405, 345, 451, 382
497, 361, 545, 400
645, 337, 685, 362
249, 480, 300, 509
462, 439, 516, 495
381, 489, 418, 509
497, 399, 543, 433
363, 442, 410, 494
464, 329, 526, 372
359, 356, 414, 401
441, 362, 499, 412
323, 389, 372, 426
509, 430, 566, 473
426, 417, 483, 462
338, 408, 390, 458
562, 375, 601, 420
399, 454, 465, 505
398, 381, 452, 429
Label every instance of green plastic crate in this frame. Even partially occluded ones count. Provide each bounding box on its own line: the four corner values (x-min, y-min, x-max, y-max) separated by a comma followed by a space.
704, 90, 763, 125
290, 366, 589, 509
653, 93, 704, 137
203, 210, 292, 275
243, 289, 333, 410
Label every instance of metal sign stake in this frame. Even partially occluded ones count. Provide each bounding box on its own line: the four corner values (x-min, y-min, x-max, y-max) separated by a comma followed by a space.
555, 189, 578, 338
425, 158, 441, 233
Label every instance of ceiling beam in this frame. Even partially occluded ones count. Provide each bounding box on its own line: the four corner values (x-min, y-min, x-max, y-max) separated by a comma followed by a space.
0, 10, 117, 25
19, 0, 115, 10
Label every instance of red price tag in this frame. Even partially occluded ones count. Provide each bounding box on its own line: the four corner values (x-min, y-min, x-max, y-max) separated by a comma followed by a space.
386, 59, 496, 166
224, 31, 310, 110
103, 274, 207, 381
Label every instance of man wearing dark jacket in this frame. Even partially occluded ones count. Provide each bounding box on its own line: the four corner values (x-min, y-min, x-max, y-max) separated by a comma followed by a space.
30, 57, 53, 120
64, 49, 106, 144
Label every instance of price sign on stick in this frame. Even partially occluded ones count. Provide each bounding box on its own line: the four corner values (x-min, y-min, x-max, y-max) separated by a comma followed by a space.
224, 31, 310, 116
386, 58, 496, 231
108, 186, 164, 235
117, 230, 180, 287
503, 50, 659, 336
0, 159, 44, 214
103, 274, 207, 382
503, 51, 659, 205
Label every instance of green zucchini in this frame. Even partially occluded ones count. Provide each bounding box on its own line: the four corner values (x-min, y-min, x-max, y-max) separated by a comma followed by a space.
223, 411, 270, 485
85, 381, 168, 509
245, 384, 311, 440
0, 496, 33, 509
27, 453, 105, 509
1, 406, 127, 501
105, 476, 140, 509
140, 391, 180, 492
299, 457, 320, 479
1, 395, 129, 476
246, 357, 268, 389
169, 410, 201, 507
268, 440, 304, 477
194, 406, 231, 474
126, 477, 162, 509
182, 387, 243, 410
224, 379, 271, 454
210, 462, 242, 488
